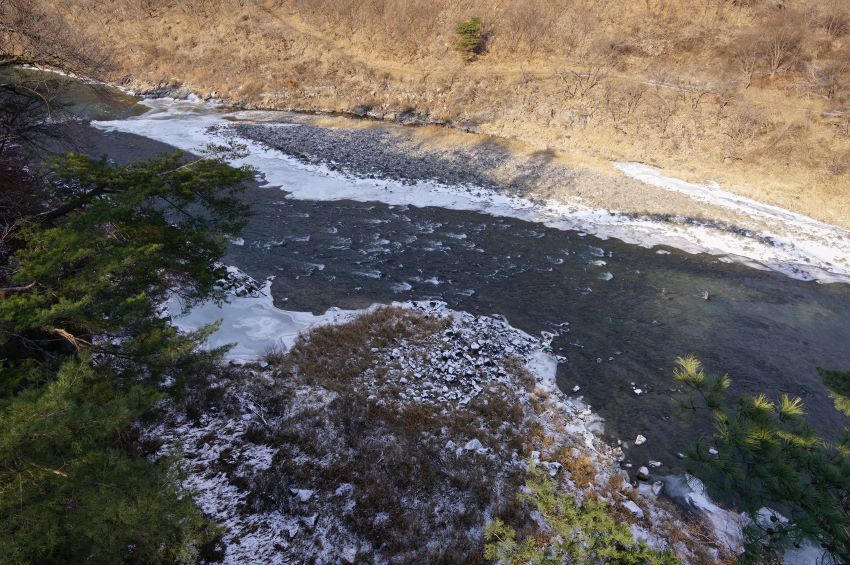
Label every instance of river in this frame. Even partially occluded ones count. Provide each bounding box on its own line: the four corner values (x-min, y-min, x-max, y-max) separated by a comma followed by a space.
60, 83, 850, 475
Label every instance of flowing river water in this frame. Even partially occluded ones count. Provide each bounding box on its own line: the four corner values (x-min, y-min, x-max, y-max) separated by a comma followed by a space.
59, 82, 850, 475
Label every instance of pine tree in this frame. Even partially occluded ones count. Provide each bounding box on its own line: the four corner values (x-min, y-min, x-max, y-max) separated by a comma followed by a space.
0, 151, 251, 561
674, 356, 850, 562
484, 464, 679, 564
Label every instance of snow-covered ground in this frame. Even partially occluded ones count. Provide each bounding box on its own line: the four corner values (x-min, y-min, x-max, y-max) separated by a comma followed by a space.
154, 270, 731, 563
93, 96, 850, 284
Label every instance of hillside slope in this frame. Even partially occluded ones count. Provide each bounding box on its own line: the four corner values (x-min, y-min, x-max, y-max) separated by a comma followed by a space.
52, 0, 850, 226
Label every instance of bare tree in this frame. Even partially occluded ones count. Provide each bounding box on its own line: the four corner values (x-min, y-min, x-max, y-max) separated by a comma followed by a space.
553, 55, 610, 100
764, 27, 802, 79
729, 33, 762, 89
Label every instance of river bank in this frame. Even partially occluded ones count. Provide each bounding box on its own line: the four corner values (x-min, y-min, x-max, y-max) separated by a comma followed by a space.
52, 0, 850, 232
153, 269, 730, 563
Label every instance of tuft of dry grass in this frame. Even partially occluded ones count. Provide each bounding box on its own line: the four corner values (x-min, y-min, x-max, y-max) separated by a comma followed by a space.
558, 448, 596, 488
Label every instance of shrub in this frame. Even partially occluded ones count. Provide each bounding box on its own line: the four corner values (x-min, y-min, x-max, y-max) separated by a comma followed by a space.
455, 16, 483, 61
819, 367, 850, 416
484, 464, 679, 564
674, 356, 850, 563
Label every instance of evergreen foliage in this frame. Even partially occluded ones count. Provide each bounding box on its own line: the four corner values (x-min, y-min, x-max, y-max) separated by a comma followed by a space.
819, 367, 850, 417
0, 150, 251, 562
484, 464, 678, 564
674, 356, 850, 563
455, 16, 484, 60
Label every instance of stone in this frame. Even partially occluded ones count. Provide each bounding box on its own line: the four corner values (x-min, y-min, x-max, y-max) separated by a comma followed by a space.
334, 483, 353, 497
708, 447, 719, 456
648, 460, 662, 468
290, 488, 314, 502
572, 385, 581, 392
464, 439, 483, 451
634, 434, 647, 446
636, 466, 651, 481
652, 481, 664, 496
341, 547, 358, 564
301, 514, 318, 530
622, 500, 644, 519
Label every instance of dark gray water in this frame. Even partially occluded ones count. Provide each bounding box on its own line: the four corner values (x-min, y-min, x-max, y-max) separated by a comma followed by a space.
70, 89, 850, 474
225, 181, 850, 471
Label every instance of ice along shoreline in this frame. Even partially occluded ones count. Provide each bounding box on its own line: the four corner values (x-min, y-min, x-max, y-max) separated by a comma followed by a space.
91, 96, 850, 285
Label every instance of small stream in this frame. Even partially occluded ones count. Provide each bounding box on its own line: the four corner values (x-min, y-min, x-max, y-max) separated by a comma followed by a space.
65, 85, 850, 474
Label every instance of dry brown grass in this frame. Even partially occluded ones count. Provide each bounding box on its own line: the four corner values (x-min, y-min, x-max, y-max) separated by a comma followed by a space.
229, 306, 537, 562
39, 0, 850, 225
557, 447, 596, 488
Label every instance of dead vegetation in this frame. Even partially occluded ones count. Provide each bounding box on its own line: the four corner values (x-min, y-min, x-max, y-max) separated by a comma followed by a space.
31, 0, 849, 226
146, 304, 720, 562
177, 307, 540, 562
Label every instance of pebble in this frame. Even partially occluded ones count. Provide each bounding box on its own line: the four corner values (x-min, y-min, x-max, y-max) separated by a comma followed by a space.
637, 466, 651, 481
341, 547, 358, 564
634, 434, 647, 446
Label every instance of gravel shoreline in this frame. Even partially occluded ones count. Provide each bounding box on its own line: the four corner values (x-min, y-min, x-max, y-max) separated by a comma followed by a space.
233, 121, 580, 199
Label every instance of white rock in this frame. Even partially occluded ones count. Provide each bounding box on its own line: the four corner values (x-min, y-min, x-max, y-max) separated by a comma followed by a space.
648, 460, 662, 469
633, 388, 643, 395
290, 488, 314, 502
652, 481, 664, 496
572, 385, 581, 392
622, 500, 644, 519
708, 447, 719, 456
636, 466, 651, 481
634, 434, 647, 446
341, 547, 358, 564
334, 483, 353, 497
464, 439, 483, 451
